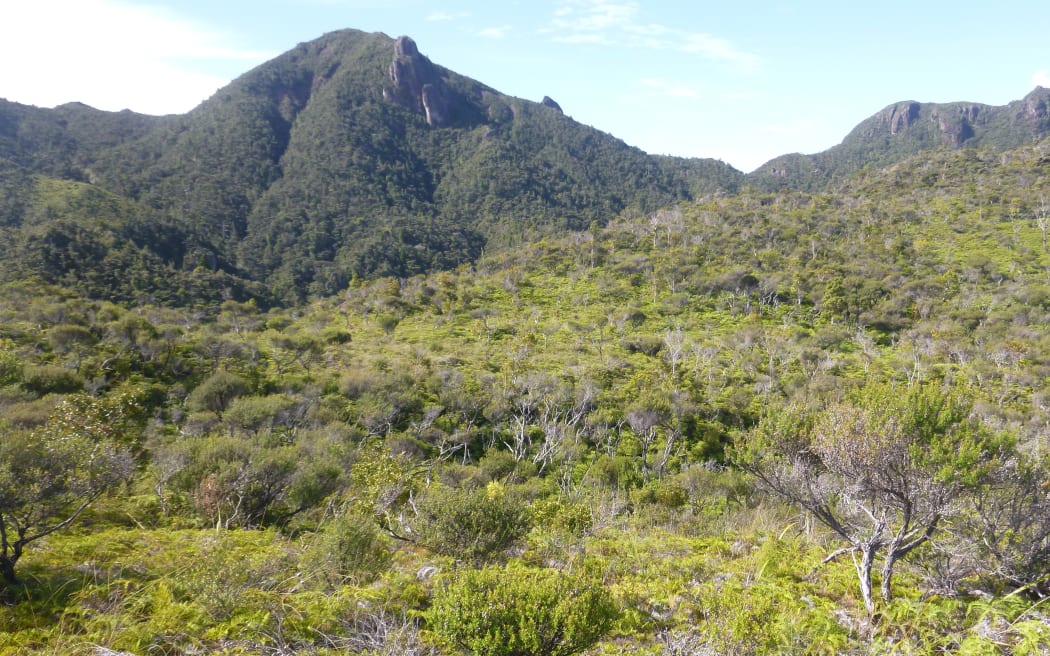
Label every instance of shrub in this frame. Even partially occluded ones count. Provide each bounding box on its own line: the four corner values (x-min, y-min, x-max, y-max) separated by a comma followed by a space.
20, 364, 83, 395
186, 371, 248, 415
303, 511, 392, 585
426, 562, 617, 656
0, 349, 22, 386
529, 496, 593, 536
412, 483, 531, 563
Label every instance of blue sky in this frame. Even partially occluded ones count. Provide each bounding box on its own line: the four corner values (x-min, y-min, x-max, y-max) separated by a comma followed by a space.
2, 1, 1048, 171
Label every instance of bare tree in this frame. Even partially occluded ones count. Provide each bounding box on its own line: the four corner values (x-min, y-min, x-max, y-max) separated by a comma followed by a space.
734, 384, 999, 614
956, 454, 1050, 597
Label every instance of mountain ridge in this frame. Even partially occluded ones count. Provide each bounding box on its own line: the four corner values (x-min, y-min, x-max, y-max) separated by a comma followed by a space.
750, 86, 1050, 190
2, 28, 1049, 306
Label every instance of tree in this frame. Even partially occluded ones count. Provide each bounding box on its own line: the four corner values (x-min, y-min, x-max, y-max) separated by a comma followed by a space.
955, 453, 1050, 597
0, 393, 139, 586
734, 383, 1003, 614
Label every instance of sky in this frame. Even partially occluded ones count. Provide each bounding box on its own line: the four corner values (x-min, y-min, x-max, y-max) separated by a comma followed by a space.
2, 1, 1049, 172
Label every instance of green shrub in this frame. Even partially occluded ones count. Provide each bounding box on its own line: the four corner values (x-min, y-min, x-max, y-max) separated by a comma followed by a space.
303, 511, 392, 585
632, 481, 689, 509
426, 562, 617, 656
529, 496, 593, 536
412, 483, 531, 563
0, 349, 22, 386
20, 364, 83, 395
223, 394, 297, 435
186, 371, 248, 415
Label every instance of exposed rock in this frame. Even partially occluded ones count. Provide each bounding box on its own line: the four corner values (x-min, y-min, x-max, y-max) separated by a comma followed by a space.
422, 83, 450, 128
384, 35, 451, 127
1022, 87, 1048, 121
932, 109, 975, 146
541, 96, 563, 113
887, 102, 921, 134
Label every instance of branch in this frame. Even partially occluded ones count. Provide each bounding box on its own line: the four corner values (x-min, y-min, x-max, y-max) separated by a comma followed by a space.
21, 488, 107, 546
822, 545, 858, 564
891, 515, 941, 559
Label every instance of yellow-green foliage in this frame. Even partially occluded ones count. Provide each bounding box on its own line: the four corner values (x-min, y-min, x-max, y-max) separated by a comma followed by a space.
425, 561, 617, 656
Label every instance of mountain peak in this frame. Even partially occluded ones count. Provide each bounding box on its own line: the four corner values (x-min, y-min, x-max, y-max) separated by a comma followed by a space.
384, 35, 451, 127
1022, 86, 1049, 121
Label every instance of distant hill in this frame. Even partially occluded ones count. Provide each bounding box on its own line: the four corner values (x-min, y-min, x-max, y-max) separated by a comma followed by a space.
748, 87, 1050, 190
0, 29, 740, 305
3, 28, 1050, 307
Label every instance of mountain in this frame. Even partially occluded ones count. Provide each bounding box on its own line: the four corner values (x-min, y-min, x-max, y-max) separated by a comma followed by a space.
0, 29, 741, 305
3, 27, 1050, 308
749, 87, 1050, 190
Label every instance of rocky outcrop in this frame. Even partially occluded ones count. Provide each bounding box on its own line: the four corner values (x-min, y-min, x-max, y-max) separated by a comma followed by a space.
1021, 87, 1049, 121
541, 96, 563, 113
931, 105, 979, 146
384, 36, 451, 127
887, 102, 921, 134
421, 83, 450, 128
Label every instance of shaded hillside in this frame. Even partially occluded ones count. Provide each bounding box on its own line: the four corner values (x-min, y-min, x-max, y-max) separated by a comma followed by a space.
0, 29, 741, 305
749, 86, 1050, 190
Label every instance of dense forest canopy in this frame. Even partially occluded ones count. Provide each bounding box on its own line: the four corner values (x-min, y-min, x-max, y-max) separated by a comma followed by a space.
4, 27, 1050, 656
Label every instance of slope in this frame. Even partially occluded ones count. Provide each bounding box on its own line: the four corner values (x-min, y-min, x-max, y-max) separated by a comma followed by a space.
0, 29, 742, 305
749, 87, 1050, 191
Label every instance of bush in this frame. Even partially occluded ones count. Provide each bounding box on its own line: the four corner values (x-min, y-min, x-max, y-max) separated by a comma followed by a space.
21, 364, 83, 395
303, 511, 392, 585
632, 481, 689, 509
412, 483, 531, 563
0, 349, 22, 386
186, 371, 248, 415
426, 562, 617, 656
223, 394, 298, 435
528, 496, 593, 536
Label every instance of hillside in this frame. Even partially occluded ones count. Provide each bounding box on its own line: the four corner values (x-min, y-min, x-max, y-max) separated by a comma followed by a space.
3, 136, 1050, 653
750, 86, 1050, 190
0, 29, 741, 305
4, 29, 1050, 307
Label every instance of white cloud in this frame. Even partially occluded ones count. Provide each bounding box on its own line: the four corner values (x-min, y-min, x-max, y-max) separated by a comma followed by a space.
548, 0, 759, 69
478, 25, 513, 39
0, 0, 270, 115
680, 33, 760, 69
551, 0, 639, 33
1034, 70, 1050, 88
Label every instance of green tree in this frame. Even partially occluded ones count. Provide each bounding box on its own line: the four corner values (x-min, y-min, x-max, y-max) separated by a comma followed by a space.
0, 393, 140, 586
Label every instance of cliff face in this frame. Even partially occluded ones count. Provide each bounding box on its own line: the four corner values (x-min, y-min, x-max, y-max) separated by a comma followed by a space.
383, 36, 451, 127
749, 87, 1050, 191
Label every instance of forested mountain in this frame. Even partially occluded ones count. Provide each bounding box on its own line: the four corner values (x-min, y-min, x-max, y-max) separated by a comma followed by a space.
4, 28, 1050, 308
0, 29, 741, 305
751, 86, 1050, 190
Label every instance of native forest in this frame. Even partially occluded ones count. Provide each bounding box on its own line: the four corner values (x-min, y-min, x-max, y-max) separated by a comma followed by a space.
3, 29, 1050, 655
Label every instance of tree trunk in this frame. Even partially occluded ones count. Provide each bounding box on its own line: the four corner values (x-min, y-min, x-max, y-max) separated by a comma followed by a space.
0, 553, 19, 586
880, 552, 898, 602
855, 544, 877, 615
